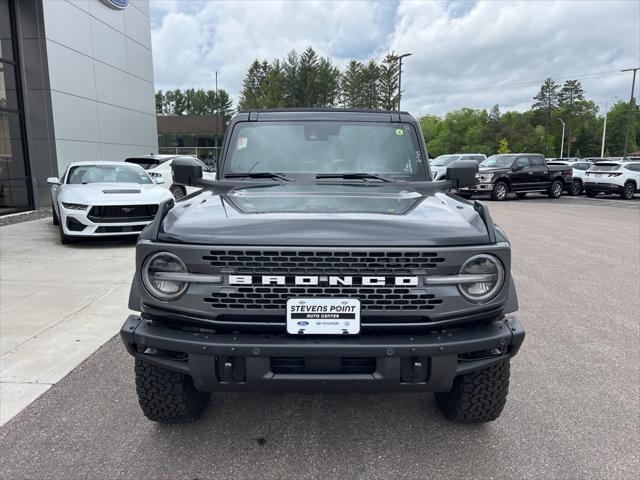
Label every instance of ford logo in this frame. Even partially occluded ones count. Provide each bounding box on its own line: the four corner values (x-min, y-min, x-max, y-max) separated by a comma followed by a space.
100, 0, 130, 9
297, 321, 309, 326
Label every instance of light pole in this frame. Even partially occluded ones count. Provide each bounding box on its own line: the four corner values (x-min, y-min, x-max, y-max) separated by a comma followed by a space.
601, 96, 618, 158
393, 53, 412, 111
621, 67, 639, 158
558, 118, 565, 158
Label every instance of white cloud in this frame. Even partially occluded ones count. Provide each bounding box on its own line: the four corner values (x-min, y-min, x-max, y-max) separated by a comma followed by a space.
150, 0, 639, 116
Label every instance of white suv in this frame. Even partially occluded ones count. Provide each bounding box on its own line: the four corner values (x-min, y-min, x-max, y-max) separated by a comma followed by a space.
584, 160, 640, 200
547, 159, 593, 195
430, 154, 486, 180
125, 155, 216, 199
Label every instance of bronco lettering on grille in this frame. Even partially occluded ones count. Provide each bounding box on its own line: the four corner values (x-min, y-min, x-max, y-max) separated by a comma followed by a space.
228, 275, 419, 286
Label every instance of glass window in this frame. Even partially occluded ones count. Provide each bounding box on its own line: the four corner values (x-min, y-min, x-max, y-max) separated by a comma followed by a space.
432, 155, 460, 166
0, 0, 13, 63
0, 62, 19, 110
226, 121, 426, 180
67, 164, 153, 184
514, 157, 530, 169
529, 156, 545, 166
481, 155, 517, 168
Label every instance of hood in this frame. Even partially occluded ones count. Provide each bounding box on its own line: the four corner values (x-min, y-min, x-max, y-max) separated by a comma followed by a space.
159, 183, 490, 246
59, 183, 172, 205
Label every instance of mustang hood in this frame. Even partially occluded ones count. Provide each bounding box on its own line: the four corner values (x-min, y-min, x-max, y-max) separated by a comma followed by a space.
159, 184, 490, 246
60, 183, 172, 205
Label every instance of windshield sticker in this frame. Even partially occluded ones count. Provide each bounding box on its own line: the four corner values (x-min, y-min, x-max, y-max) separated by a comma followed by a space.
395, 128, 404, 136
237, 137, 248, 150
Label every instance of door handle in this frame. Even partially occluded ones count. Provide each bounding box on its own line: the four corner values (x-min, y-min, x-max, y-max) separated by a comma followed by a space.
528, 172, 534, 175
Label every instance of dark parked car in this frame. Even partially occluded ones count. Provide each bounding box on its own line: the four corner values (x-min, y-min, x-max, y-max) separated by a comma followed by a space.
460, 154, 573, 200
120, 108, 524, 425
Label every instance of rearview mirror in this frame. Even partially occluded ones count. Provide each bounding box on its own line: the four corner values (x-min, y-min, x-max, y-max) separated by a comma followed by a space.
47, 177, 60, 185
446, 160, 478, 188
172, 157, 203, 186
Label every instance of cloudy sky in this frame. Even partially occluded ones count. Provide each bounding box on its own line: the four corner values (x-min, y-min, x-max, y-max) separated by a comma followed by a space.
150, 0, 639, 116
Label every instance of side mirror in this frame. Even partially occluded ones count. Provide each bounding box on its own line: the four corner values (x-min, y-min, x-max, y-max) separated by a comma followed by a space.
446, 160, 479, 188
154, 178, 166, 185
172, 157, 203, 186
47, 177, 60, 185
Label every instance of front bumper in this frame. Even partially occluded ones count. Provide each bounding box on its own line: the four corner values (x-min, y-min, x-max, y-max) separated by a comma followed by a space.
458, 182, 494, 193
60, 210, 153, 237
120, 314, 525, 393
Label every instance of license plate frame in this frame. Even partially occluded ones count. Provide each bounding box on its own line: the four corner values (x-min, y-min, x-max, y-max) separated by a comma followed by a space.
286, 298, 361, 335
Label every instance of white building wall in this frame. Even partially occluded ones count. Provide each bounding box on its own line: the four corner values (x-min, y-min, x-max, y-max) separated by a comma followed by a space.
41, 0, 157, 173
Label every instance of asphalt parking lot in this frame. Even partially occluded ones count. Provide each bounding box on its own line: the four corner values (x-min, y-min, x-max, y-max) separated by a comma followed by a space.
0, 195, 638, 480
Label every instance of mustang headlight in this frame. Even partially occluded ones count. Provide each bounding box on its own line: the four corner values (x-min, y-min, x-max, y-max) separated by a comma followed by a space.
61, 202, 88, 210
458, 254, 505, 302
142, 252, 189, 301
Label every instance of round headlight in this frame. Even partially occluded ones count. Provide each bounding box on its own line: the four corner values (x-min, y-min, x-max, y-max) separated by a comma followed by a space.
458, 254, 505, 302
142, 252, 188, 301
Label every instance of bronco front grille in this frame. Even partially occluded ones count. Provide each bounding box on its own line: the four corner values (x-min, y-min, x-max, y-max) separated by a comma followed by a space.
202, 250, 445, 275
204, 286, 443, 312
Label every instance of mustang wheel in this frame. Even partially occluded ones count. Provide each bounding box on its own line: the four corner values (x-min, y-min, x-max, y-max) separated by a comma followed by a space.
58, 220, 74, 244
547, 180, 563, 198
52, 199, 59, 225
170, 185, 186, 200
491, 181, 508, 201
621, 181, 636, 200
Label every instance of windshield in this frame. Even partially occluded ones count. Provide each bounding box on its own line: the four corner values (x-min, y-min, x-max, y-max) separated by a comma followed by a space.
431, 155, 460, 166
66, 164, 153, 184
481, 155, 517, 168
225, 121, 427, 181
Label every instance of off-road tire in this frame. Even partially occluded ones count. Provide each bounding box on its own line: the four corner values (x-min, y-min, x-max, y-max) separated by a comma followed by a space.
134, 359, 210, 423
569, 179, 582, 196
52, 200, 59, 225
621, 181, 636, 200
434, 361, 510, 423
515, 192, 527, 198
491, 181, 508, 201
547, 180, 563, 199
586, 190, 598, 198
170, 185, 186, 200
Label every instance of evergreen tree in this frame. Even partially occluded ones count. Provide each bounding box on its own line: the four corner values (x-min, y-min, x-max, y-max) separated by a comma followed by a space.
378, 53, 399, 110
558, 80, 586, 156
532, 78, 559, 155
155, 90, 164, 114
341, 60, 364, 108
316, 58, 341, 107
497, 138, 511, 154
298, 47, 320, 107
361, 60, 380, 109
282, 50, 300, 107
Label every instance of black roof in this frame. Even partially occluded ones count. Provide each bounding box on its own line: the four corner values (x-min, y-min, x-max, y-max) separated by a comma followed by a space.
237, 107, 410, 115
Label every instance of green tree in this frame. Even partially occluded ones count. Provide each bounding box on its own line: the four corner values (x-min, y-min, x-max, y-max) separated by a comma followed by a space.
282, 50, 300, 107
361, 60, 380, 109
497, 138, 511, 153
316, 58, 341, 107
238, 60, 271, 109
341, 60, 365, 108
604, 100, 640, 156
378, 53, 399, 110
298, 47, 320, 106
558, 80, 586, 156
172, 89, 186, 115
155, 90, 164, 114
532, 78, 559, 155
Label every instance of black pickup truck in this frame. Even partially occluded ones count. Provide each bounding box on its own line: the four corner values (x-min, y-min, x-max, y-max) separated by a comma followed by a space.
460, 153, 573, 200
121, 109, 524, 425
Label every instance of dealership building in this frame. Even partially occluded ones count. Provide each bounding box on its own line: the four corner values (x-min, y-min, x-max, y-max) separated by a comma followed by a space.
0, 0, 157, 214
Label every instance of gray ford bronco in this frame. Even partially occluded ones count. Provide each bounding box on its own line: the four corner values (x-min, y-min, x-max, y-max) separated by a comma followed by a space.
121, 109, 524, 424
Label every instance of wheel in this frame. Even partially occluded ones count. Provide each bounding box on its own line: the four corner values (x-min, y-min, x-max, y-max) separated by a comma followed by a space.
515, 192, 527, 198
134, 359, 210, 423
170, 185, 186, 200
547, 180, 563, 199
621, 181, 636, 200
491, 181, 508, 201
586, 190, 598, 198
58, 220, 74, 244
52, 199, 59, 225
434, 361, 510, 423
569, 179, 582, 196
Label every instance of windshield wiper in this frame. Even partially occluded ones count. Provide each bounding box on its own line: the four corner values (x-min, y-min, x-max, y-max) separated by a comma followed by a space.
316, 173, 394, 183
225, 172, 294, 181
